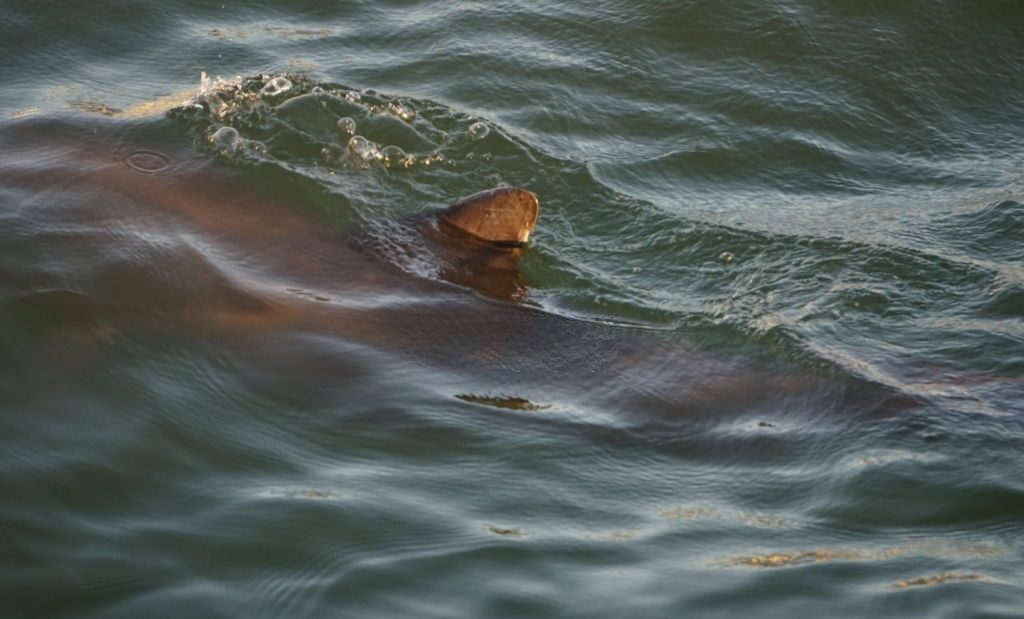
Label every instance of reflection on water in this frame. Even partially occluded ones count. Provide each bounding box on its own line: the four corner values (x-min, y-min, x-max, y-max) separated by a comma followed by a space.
729, 541, 1002, 569
455, 394, 550, 411
891, 573, 985, 589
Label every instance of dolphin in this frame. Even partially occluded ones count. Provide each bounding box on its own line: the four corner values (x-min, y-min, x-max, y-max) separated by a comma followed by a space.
0, 116, 916, 425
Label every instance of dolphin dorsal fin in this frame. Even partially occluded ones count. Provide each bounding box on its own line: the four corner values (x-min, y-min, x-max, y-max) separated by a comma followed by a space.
440, 188, 539, 246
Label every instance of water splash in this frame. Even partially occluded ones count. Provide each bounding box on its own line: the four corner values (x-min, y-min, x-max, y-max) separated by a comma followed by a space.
199, 71, 241, 96
171, 72, 520, 178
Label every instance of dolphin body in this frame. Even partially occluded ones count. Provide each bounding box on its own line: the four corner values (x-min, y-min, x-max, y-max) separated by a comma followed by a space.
0, 117, 913, 426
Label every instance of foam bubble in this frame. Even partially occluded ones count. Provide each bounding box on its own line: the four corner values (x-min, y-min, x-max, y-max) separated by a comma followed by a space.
178, 74, 502, 174
245, 140, 268, 156
420, 152, 446, 167
210, 126, 242, 156
348, 135, 381, 162
321, 143, 345, 164
336, 117, 356, 134
468, 121, 490, 140
389, 101, 415, 121
208, 126, 266, 160
380, 144, 406, 166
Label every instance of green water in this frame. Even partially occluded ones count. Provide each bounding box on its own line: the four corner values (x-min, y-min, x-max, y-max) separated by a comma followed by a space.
2, 1, 1023, 617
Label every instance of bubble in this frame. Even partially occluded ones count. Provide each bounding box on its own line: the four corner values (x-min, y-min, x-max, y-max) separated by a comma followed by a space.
260, 76, 293, 98
210, 126, 242, 156
348, 135, 381, 162
380, 144, 406, 166
344, 90, 362, 103
719, 251, 735, 263
336, 116, 356, 134
311, 86, 325, 96
321, 143, 345, 164
245, 140, 268, 156
468, 121, 489, 140
421, 152, 445, 167
389, 101, 415, 121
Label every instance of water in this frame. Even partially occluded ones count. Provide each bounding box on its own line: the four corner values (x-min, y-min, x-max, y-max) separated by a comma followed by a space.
2, 1, 1024, 617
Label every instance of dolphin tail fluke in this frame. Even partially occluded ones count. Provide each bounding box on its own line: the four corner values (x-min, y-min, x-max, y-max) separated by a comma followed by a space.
440, 188, 539, 247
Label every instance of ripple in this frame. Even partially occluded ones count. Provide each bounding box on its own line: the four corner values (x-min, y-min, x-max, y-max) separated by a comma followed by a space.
123, 149, 172, 174
5, 3, 1024, 615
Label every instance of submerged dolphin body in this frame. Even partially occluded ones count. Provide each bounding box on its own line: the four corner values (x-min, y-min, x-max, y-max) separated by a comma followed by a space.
0, 117, 914, 425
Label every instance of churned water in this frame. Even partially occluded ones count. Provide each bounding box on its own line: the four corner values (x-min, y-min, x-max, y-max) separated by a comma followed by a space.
2, 1, 1023, 617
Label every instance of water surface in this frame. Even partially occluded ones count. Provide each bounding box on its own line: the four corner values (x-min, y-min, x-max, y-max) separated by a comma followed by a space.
2, 1, 1024, 617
